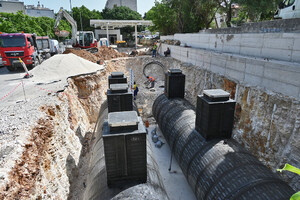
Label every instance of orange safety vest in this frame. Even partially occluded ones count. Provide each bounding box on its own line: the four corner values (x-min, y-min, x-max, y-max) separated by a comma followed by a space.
149, 76, 155, 82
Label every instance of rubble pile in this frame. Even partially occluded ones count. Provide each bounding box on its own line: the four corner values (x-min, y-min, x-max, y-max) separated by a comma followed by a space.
64, 46, 127, 63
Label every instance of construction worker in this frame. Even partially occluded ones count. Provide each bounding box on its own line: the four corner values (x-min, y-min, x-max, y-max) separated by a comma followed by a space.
152, 42, 157, 57
133, 82, 139, 100
146, 76, 155, 88
164, 47, 171, 57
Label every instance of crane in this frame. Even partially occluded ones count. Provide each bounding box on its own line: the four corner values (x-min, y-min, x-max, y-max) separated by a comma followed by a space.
54, 7, 98, 51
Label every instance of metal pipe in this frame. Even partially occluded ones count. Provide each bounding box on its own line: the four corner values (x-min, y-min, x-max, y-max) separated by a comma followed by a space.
152, 94, 295, 200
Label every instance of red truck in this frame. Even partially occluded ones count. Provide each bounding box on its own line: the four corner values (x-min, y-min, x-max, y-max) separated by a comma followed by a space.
0, 33, 42, 71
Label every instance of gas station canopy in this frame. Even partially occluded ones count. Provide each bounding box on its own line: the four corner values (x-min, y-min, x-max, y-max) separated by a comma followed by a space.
90, 20, 153, 49
90, 20, 153, 29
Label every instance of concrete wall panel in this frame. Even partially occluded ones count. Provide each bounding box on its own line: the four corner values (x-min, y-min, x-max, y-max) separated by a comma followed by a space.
158, 43, 300, 100
161, 32, 300, 63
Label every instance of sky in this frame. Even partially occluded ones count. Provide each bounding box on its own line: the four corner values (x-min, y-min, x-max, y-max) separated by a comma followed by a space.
22, 0, 156, 15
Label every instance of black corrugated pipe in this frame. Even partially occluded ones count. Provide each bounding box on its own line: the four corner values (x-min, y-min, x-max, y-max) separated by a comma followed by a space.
152, 94, 295, 200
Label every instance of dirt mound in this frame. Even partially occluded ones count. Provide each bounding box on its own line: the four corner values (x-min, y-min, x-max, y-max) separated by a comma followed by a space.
64, 46, 127, 63
63, 48, 98, 63
94, 46, 127, 60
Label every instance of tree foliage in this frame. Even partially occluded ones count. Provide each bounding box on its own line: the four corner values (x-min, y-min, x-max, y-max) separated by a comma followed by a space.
235, 0, 282, 22
147, 0, 284, 34
145, 2, 177, 35
0, 11, 71, 39
101, 6, 143, 41
72, 6, 102, 31
102, 6, 142, 20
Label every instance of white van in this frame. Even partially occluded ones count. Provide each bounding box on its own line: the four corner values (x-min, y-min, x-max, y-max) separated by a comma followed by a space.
275, 0, 300, 19
50, 39, 60, 55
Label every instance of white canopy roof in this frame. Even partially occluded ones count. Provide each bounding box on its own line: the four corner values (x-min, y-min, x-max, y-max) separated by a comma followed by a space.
90, 20, 153, 29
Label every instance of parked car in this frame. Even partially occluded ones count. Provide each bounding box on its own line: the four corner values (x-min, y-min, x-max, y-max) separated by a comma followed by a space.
144, 35, 152, 40
153, 35, 160, 39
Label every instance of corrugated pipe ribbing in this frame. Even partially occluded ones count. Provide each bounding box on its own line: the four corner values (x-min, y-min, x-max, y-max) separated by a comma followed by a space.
152, 94, 295, 200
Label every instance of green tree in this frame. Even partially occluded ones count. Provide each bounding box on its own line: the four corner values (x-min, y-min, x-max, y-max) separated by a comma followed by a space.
235, 0, 282, 22
101, 6, 142, 41
168, 0, 202, 33
0, 11, 71, 40
72, 6, 102, 31
145, 2, 178, 35
194, 0, 221, 29
101, 6, 142, 20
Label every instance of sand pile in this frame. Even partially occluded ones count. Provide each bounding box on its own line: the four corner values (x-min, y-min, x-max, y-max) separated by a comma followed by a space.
64, 46, 127, 63
31, 54, 103, 83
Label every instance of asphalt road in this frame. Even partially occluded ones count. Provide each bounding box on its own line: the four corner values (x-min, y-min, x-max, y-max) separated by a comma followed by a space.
0, 65, 54, 111
0, 66, 32, 110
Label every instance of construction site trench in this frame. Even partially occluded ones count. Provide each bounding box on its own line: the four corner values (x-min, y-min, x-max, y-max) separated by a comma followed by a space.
0, 49, 299, 199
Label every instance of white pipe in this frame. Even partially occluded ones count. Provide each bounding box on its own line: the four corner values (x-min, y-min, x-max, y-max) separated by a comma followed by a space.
135, 24, 137, 49
106, 24, 109, 46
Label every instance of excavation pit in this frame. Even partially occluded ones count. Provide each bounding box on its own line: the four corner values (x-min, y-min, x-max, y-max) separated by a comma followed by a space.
0, 53, 298, 199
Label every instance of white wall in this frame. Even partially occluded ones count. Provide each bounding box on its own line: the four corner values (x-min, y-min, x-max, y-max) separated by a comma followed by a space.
159, 43, 300, 100
95, 29, 121, 41
25, 9, 55, 19
161, 33, 300, 63
105, 0, 137, 11
0, 1, 24, 14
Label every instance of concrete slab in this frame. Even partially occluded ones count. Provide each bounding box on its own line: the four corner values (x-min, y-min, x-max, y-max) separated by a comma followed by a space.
147, 125, 197, 200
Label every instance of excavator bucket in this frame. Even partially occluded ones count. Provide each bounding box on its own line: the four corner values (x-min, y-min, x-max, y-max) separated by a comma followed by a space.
55, 30, 70, 38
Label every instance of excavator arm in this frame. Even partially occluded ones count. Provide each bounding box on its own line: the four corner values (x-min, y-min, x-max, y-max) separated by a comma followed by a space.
54, 7, 77, 45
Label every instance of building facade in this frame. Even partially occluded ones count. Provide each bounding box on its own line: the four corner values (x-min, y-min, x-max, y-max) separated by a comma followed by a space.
0, 0, 25, 14
25, 2, 55, 19
105, 0, 137, 12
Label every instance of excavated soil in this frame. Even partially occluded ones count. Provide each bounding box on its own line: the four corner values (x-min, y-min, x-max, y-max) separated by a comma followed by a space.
0, 108, 55, 200
64, 46, 127, 63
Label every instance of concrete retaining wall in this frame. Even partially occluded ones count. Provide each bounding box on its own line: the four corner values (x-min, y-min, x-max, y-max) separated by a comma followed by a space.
158, 44, 300, 100
161, 32, 300, 63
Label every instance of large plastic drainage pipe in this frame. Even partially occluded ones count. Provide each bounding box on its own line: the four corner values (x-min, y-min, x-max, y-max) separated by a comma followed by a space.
152, 94, 295, 200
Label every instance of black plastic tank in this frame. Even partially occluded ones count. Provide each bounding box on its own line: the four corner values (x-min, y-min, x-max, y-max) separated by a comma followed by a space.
152, 94, 295, 200
165, 69, 185, 99
108, 72, 127, 86
196, 89, 236, 140
103, 111, 147, 187
107, 84, 133, 113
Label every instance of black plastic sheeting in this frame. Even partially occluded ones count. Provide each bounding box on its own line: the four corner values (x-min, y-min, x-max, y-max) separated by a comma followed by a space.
143, 61, 166, 78
152, 94, 295, 200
